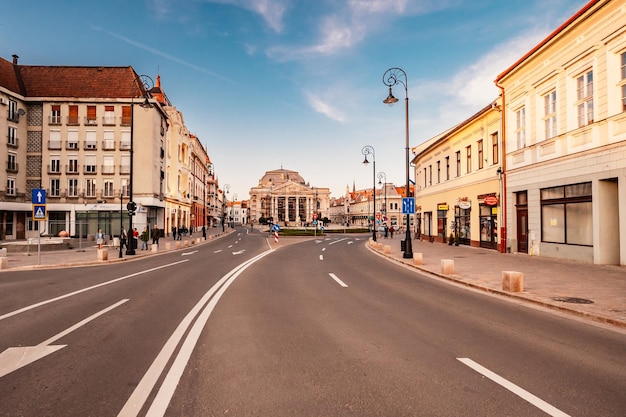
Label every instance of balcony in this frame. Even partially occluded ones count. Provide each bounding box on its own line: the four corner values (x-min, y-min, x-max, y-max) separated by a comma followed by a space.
66, 141, 79, 150
102, 140, 116, 151
49, 115, 61, 125
121, 116, 131, 127
6, 162, 18, 173
84, 141, 97, 150
67, 116, 79, 126
85, 117, 98, 126
102, 116, 116, 126
47, 164, 61, 175
120, 141, 131, 150
48, 141, 62, 150
101, 165, 115, 175
66, 164, 79, 174
84, 165, 97, 174
120, 164, 130, 175
7, 137, 18, 148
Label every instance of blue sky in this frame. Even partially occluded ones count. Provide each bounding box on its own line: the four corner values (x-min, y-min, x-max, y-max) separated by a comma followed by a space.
2, 0, 589, 199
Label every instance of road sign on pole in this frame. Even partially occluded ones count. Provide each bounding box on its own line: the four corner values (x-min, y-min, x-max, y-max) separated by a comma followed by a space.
32, 189, 46, 205
33, 205, 47, 220
402, 197, 415, 215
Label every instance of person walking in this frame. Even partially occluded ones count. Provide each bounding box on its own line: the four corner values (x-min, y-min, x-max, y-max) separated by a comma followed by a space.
133, 227, 139, 250
151, 224, 160, 246
120, 227, 127, 250
140, 227, 149, 250
172, 226, 176, 240
96, 228, 104, 249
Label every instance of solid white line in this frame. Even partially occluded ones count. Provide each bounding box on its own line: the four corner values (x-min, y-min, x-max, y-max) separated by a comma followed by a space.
144, 249, 274, 417
118, 250, 273, 417
457, 358, 571, 417
328, 238, 348, 245
319, 255, 324, 261
41, 299, 129, 346
328, 273, 348, 288
0, 261, 188, 322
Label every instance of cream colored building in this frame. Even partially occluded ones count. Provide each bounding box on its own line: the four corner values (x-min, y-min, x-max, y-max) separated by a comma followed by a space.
495, 0, 626, 265
413, 102, 502, 249
248, 168, 330, 226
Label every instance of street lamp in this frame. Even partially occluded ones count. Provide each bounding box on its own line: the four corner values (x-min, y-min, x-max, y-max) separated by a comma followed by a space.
361, 145, 377, 242
377, 171, 387, 224
383, 67, 413, 258
222, 184, 230, 232
119, 191, 123, 258
126, 74, 153, 256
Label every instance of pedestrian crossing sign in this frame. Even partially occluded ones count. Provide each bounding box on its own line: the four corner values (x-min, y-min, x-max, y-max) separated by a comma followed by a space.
33, 204, 47, 220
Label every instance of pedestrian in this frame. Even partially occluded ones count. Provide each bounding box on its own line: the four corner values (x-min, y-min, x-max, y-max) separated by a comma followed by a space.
120, 227, 127, 250
384, 224, 389, 239
152, 224, 160, 246
141, 227, 149, 250
172, 226, 176, 240
133, 227, 139, 249
202, 225, 206, 239
389, 225, 394, 239
177, 226, 182, 240
96, 228, 104, 249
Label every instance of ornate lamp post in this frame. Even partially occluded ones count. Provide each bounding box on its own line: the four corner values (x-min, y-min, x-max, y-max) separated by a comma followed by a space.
377, 171, 387, 224
383, 67, 413, 258
222, 184, 230, 232
126, 74, 153, 256
361, 145, 376, 242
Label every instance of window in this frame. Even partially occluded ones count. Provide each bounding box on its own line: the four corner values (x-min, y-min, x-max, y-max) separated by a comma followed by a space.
620, 52, 626, 111
120, 155, 130, 174
50, 178, 61, 197
456, 151, 461, 177
121, 178, 130, 197
49, 130, 62, 150
8, 99, 19, 121
466, 145, 472, 173
85, 155, 97, 174
445, 156, 450, 180
576, 70, 593, 127
121, 131, 131, 150
68, 105, 79, 125
477, 140, 483, 169
104, 106, 115, 125
49, 157, 61, 174
491, 133, 499, 164
86, 179, 96, 197
423, 168, 427, 188
121, 106, 131, 126
50, 105, 61, 124
436, 161, 441, 183
543, 90, 557, 139
515, 107, 526, 149
7, 126, 17, 147
428, 165, 432, 186
102, 155, 115, 174
68, 178, 78, 197
104, 180, 114, 197
67, 130, 79, 150
541, 183, 592, 245
7, 153, 17, 172
86, 105, 97, 125
67, 158, 78, 174
85, 131, 97, 150
6, 178, 16, 196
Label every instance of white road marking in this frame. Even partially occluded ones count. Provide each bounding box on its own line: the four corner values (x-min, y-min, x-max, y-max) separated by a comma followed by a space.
322, 247, 326, 251
347, 241, 354, 245
328, 273, 348, 288
0, 299, 128, 378
319, 255, 324, 261
213, 249, 222, 253
457, 358, 571, 417
328, 238, 348, 245
0, 261, 188, 321
118, 250, 274, 417
181, 250, 198, 256
232, 250, 245, 255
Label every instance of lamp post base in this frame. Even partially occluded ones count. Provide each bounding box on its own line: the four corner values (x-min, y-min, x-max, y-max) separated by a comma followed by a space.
403, 228, 413, 258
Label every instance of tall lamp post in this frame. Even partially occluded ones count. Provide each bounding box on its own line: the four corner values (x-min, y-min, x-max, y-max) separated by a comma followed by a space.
361, 145, 377, 242
383, 67, 413, 258
222, 184, 230, 232
377, 171, 387, 224
126, 74, 153, 256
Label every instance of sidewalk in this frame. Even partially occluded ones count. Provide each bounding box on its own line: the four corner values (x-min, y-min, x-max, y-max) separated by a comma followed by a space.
0, 229, 231, 271
369, 236, 626, 330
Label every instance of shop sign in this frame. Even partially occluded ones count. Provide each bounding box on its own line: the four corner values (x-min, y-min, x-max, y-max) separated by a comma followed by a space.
437, 204, 449, 211
484, 195, 498, 206
459, 201, 471, 209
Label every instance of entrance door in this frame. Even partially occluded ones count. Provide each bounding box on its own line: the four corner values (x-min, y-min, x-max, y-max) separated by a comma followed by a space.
516, 208, 528, 253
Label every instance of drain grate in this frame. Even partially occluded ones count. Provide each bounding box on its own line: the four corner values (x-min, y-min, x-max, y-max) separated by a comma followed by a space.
552, 296, 594, 304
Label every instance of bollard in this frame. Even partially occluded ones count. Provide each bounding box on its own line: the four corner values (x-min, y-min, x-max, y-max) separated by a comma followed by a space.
151, 244, 158, 253
413, 253, 423, 265
384, 245, 391, 254
0, 248, 7, 257
97, 249, 108, 261
165, 242, 172, 250
0, 257, 7, 269
175, 241, 181, 249
441, 259, 455, 275
502, 271, 524, 292
183, 240, 190, 247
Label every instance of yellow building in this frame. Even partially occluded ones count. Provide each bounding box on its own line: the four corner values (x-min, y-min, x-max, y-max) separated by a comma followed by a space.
495, 0, 626, 264
413, 102, 502, 249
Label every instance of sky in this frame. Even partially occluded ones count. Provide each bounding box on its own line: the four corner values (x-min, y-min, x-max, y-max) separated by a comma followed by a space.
1, 0, 590, 200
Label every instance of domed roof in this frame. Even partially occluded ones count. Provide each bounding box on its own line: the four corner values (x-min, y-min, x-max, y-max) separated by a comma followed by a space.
259, 168, 305, 186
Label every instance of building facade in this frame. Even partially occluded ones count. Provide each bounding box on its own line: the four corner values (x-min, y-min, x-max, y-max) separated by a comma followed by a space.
496, 0, 626, 265
413, 102, 502, 249
248, 168, 330, 226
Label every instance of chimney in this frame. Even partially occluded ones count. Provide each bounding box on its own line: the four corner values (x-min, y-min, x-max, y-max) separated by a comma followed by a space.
12, 54, 18, 64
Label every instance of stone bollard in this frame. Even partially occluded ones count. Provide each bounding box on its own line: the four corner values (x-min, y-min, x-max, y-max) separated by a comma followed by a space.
502, 271, 524, 292
0, 248, 8, 257
175, 241, 181, 249
413, 253, 423, 265
0, 257, 7, 269
151, 244, 158, 253
165, 242, 172, 250
384, 245, 391, 254
441, 259, 455, 275
97, 249, 108, 261
183, 240, 190, 247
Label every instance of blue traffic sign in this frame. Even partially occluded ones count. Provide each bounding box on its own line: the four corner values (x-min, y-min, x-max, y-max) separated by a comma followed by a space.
273, 224, 280, 232
33, 204, 47, 220
32, 189, 46, 205
402, 197, 415, 215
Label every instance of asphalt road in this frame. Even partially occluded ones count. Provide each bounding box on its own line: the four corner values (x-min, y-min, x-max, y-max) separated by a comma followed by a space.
0, 228, 624, 417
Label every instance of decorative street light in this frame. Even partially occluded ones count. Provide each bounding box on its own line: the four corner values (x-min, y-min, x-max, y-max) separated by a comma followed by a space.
383, 67, 413, 258
377, 171, 387, 224
361, 145, 377, 242
126, 74, 153, 256
222, 184, 230, 232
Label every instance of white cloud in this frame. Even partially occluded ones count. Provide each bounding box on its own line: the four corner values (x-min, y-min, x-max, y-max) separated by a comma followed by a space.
305, 91, 346, 122
203, 0, 288, 32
